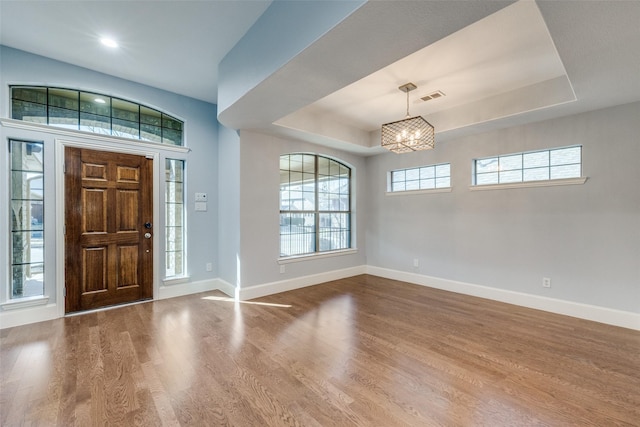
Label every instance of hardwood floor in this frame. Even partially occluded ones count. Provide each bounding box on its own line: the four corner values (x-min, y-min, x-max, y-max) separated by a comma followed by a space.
1, 274, 639, 426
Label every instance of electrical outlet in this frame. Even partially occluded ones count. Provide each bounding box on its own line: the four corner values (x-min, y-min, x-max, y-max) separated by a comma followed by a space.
413, 258, 419, 268
279, 265, 286, 274
543, 277, 551, 288
206, 263, 213, 272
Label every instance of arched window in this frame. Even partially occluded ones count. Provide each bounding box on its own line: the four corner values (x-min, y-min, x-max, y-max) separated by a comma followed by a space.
10, 86, 183, 146
279, 153, 351, 257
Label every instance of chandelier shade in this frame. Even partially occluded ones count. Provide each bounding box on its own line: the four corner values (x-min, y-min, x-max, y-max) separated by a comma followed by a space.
381, 116, 435, 154
381, 83, 435, 154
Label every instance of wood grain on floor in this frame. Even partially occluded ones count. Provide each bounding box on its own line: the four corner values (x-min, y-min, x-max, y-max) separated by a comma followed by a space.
1, 274, 639, 426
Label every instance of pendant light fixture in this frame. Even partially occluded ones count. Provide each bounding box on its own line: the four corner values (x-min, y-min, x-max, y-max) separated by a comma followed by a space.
381, 83, 435, 154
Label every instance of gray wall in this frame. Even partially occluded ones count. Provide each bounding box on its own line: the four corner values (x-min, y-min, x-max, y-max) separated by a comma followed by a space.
217, 124, 241, 287
217, 0, 364, 116
2, 45, 637, 320
237, 130, 367, 288
366, 102, 640, 313
0, 46, 219, 305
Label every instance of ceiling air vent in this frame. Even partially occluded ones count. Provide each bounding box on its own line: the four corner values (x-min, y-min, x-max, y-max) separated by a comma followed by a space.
421, 90, 446, 102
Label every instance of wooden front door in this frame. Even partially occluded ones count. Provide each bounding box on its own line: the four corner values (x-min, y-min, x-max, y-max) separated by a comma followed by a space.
65, 147, 153, 313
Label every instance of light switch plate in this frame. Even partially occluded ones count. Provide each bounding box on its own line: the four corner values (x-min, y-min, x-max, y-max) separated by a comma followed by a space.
195, 202, 207, 211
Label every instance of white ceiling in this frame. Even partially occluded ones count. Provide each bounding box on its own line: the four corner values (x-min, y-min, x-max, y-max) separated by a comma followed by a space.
1, 0, 639, 155
0, 0, 272, 103
278, 0, 572, 132
219, 0, 640, 154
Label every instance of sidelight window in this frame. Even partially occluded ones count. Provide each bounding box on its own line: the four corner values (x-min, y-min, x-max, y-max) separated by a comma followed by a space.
280, 154, 351, 257
165, 159, 185, 277
9, 140, 45, 299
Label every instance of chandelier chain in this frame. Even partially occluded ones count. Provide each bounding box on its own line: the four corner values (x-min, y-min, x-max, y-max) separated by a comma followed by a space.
405, 88, 410, 117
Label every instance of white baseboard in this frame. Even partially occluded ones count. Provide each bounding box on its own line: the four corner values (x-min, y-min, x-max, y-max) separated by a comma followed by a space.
216, 278, 237, 298
0, 303, 59, 329
158, 278, 220, 300
366, 266, 640, 331
3, 268, 636, 331
1, 278, 224, 329
238, 266, 367, 300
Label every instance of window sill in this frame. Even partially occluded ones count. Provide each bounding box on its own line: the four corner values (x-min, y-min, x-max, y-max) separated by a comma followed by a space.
1, 295, 50, 311
163, 275, 191, 286
386, 187, 452, 196
470, 177, 587, 191
278, 248, 358, 264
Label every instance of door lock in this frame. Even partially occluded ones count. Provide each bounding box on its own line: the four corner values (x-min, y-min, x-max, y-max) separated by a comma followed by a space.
144, 222, 152, 229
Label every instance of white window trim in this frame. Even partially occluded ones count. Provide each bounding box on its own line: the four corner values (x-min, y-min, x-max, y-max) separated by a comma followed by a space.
279, 153, 353, 259
0, 118, 190, 154
472, 145, 582, 187
10, 86, 186, 146
164, 158, 186, 280
470, 176, 587, 191
386, 187, 452, 196
387, 163, 452, 194
8, 138, 46, 302
1, 295, 49, 311
278, 248, 358, 264
162, 275, 191, 286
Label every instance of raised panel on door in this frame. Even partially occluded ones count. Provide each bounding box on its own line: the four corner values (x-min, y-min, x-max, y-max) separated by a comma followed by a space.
82, 162, 107, 181
117, 190, 139, 232
82, 247, 107, 293
65, 147, 153, 313
82, 188, 107, 233
117, 245, 139, 288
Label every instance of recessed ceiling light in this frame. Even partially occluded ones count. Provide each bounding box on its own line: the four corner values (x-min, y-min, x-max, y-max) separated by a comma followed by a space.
100, 37, 118, 48
94, 98, 106, 104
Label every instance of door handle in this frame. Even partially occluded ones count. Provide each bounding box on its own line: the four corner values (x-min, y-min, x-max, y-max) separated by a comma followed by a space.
144, 232, 152, 239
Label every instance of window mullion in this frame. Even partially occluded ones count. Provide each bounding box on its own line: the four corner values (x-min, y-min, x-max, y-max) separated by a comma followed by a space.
280, 153, 351, 257
473, 145, 581, 186
46, 87, 50, 125
9, 139, 45, 299
314, 155, 319, 253
165, 159, 185, 278
10, 86, 183, 146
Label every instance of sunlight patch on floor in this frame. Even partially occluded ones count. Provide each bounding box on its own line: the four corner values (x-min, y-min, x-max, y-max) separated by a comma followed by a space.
201, 295, 292, 308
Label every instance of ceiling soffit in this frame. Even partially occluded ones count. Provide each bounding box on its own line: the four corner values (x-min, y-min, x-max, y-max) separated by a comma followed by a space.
274, 0, 575, 153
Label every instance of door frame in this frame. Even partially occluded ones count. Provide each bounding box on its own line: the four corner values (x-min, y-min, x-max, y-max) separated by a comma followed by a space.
55, 138, 161, 317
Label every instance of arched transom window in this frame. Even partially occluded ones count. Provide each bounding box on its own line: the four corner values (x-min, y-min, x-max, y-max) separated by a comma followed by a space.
10, 86, 183, 146
280, 153, 351, 257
